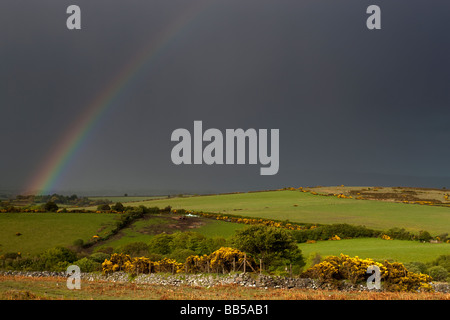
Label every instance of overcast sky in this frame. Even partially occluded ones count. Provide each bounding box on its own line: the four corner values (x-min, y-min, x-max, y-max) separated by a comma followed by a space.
1, 0, 450, 196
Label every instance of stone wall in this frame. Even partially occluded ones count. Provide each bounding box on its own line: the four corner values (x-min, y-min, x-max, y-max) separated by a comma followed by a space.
1, 270, 449, 293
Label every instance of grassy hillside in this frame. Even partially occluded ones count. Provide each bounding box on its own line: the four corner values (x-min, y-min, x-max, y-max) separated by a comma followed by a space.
299, 238, 450, 264
120, 190, 450, 235
1, 188, 449, 265
0, 210, 246, 256
0, 212, 117, 255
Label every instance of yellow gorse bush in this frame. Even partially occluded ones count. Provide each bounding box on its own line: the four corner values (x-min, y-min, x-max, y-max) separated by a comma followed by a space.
339, 254, 387, 284
209, 247, 249, 273
153, 257, 184, 273
102, 253, 131, 272
382, 260, 433, 292
329, 235, 341, 241
102, 253, 183, 274
186, 247, 256, 273
185, 254, 210, 273
124, 257, 153, 274
102, 247, 256, 275
302, 254, 433, 292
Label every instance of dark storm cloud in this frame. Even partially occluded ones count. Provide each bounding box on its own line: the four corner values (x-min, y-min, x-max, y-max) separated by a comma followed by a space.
1, 0, 450, 195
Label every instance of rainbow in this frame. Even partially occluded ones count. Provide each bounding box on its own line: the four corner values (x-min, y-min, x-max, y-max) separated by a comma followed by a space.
23, 0, 212, 195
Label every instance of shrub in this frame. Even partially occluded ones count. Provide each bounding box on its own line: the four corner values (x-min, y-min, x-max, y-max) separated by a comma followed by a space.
97, 204, 111, 211
127, 257, 154, 274
429, 255, 450, 272
52, 261, 72, 272
102, 253, 131, 273
292, 224, 380, 243
417, 230, 433, 242
147, 253, 164, 261
382, 260, 432, 292
381, 234, 392, 240
185, 247, 258, 274
185, 254, 210, 273
301, 254, 432, 292
306, 252, 323, 268
232, 225, 305, 270
404, 261, 427, 274
192, 236, 226, 255
74, 257, 101, 272
385, 227, 415, 240
111, 208, 154, 234
169, 249, 197, 263
427, 266, 449, 282
44, 201, 58, 212
117, 242, 149, 257
146, 231, 226, 257
36, 247, 78, 271
148, 233, 173, 255
89, 252, 110, 263
154, 257, 184, 273
43, 246, 77, 262
102, 253, 185, 275
436, 233, 449, 242
4, 257, 34, 271
111, 202, 125, 212
302, 254, 387, 284
209, 247, 252, 273
3, 252, 21, 260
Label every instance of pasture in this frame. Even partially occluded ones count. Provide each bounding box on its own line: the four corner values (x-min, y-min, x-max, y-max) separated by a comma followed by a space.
0, 212, 117, 255
299, 238, 450, 265
119, 190, 450, 235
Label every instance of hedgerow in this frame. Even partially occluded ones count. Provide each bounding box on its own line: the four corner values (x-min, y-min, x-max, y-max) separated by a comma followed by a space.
292, 224, 381, 243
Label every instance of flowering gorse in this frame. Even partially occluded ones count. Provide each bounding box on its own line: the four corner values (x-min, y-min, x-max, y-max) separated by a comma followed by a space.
302, 254, 433, 292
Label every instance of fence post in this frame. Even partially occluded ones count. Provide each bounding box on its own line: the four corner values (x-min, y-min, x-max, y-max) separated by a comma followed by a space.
260, 259, 262, 275
244, 254, 246, 273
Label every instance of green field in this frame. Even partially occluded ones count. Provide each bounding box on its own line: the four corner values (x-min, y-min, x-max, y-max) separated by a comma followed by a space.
299, 238, 450, 264
195, 219, 246, 238
0, 212, 118, 255
121, 190, 450, 235
1, 189, 449, 265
